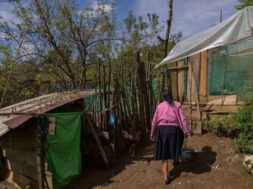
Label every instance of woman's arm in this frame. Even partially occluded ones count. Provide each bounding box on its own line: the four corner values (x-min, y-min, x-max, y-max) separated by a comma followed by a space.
151, 108, 159, 135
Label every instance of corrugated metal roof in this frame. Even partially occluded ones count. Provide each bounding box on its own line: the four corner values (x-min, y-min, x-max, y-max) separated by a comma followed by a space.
0, 89, 97, 137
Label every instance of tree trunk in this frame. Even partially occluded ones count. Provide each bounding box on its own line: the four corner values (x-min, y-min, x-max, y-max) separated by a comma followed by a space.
136, 52, 151, 131
98, 59, 103, 129
162, 0, 174, 95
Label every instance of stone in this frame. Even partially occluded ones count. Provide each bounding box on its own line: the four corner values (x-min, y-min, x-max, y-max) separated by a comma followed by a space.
242, 155, 253, 175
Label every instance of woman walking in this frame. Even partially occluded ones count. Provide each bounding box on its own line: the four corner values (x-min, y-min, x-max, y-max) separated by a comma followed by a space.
150, 91, 191, 185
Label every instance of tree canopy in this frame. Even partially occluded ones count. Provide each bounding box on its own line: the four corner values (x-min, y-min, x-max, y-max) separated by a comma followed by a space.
0, 0, 181, 107
235, 0, 253, 10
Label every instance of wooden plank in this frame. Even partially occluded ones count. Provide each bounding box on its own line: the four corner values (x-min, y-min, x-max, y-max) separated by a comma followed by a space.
186, 120, 202, 134
165, 66, 189, 71
192, 121, 202, 135
85, 112, 110, 169
2, 147, 37, 167
6, 171, 22, 189
199, 51, 208, 102
184, 110, 200, 121
190, 53, 201, 90
187, 62, 192, 102
169, 62, 178, 100
45, 171, 53, 189
177, 61, 185, 103
0, 120, 38, 151
6, 170, 38, 189
6, 158, 38, 181
187, 62, 196, 102
207, 95, 237, 105
0, 133, 37, 151
190, 55, 202, 123
201, 105, 239, 112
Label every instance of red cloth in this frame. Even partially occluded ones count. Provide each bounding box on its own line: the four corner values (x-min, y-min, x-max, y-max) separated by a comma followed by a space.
151, 101, 189, 134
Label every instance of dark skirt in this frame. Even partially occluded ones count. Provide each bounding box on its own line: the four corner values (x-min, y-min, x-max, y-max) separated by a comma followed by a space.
154, 125, 184, 161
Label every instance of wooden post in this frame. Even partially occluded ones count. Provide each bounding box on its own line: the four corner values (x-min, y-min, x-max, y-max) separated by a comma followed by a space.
98, 59, 102, 129
108, 59, 111, 108
85, 111, 110, 169
103, 63, 107, 131
177, 60, 185, 103
192, 70, 202, 121
36, 116, 44, 189
103, 63, 107, 109
199, 51, 208, 102
136, 52, 150, 131
189, 57, 202, 134
189, 65, 193, 131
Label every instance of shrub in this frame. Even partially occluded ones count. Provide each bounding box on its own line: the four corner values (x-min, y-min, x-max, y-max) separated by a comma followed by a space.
205, 84, 253, 154
230, 86, 253, 154
202, 114, 230, 136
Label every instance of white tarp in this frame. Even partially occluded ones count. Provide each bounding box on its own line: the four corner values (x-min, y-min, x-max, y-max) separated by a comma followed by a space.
156, 6, 253, 68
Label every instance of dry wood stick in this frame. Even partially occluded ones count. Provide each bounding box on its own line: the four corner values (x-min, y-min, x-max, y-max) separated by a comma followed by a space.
85, 111, 110, 169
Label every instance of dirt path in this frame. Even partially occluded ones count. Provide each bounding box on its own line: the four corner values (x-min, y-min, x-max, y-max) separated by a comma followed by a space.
70, 132, 253, 189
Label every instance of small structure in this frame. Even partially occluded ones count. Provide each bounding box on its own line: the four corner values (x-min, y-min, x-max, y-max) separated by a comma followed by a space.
158, 7, 253, 134
0, 90, 110, 189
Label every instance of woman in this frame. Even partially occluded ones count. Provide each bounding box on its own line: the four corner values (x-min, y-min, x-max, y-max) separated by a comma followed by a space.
150, 91, 191, 185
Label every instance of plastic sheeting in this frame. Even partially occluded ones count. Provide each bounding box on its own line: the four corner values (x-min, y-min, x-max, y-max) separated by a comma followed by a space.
46, 112, 82, 189
156, 6, 253, 68
108, 107, 115, 126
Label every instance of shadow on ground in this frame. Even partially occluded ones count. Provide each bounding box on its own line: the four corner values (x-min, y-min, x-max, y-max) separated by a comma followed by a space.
68, 134, 217, 189
68, 134, 153, 189
169, 146, 217, 181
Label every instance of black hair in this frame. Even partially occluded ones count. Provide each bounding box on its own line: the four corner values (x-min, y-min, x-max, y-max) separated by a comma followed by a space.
163, 91, 174, 105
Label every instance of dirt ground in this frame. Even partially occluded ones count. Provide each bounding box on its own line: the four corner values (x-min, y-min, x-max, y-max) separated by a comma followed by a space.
69, 132, 253, 189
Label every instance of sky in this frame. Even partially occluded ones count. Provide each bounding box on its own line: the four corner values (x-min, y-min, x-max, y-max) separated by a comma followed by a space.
0, 0, 239, 40
119, 0, 238, 39
81, 0, 239, 39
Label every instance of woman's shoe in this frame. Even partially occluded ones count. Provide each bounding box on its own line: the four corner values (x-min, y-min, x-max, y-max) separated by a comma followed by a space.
164, 176, 173, 185
173, 161, 179, 167
165, 179, 170, 185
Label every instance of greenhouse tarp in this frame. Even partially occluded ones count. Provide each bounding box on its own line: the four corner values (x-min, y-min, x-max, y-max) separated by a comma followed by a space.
46, 112, 82, 189
156, 6, 253, 68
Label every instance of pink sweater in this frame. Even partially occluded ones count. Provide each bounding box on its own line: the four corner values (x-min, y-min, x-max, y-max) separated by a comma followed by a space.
151, 101, 189, 134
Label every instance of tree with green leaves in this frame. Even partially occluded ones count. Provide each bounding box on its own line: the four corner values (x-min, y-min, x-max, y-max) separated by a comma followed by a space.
235, 0, 253, 10
2, 0, 118, 90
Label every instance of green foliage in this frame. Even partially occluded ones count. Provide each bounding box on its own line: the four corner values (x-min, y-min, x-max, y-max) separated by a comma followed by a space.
235, 0, 253, 10
0, 0, 182, 108
203, 116, 230, 136
230, 85, 253, 153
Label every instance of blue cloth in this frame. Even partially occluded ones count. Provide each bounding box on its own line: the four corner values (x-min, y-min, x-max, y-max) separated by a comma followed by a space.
108, 108, 115, 126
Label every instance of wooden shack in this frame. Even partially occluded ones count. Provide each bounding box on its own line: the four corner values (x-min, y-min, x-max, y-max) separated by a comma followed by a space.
0, 90, 112, 189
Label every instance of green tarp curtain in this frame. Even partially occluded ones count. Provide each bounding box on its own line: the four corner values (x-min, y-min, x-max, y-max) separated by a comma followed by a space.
46, 112, 82, 189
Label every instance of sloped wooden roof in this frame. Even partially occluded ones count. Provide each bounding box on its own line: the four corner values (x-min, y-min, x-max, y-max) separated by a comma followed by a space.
0, 89, 97, 137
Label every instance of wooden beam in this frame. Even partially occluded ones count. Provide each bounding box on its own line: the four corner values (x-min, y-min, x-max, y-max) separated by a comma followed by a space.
199, 51, 208, 102
161, 66, 189, 72
177, 61, 185, 103
84, 111, 110, 169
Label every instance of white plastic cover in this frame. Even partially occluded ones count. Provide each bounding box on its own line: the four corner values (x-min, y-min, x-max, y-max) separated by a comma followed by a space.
156, 6, 253, 68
